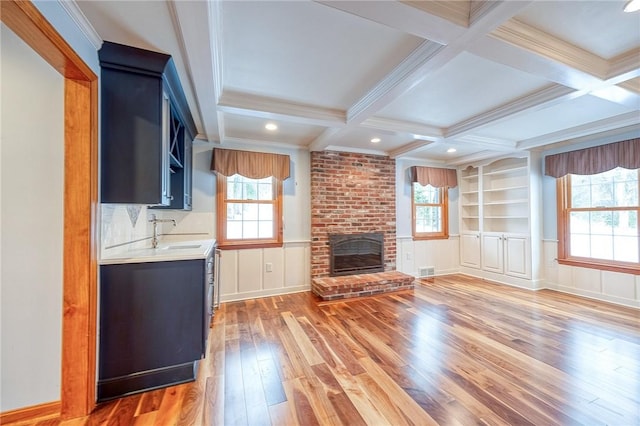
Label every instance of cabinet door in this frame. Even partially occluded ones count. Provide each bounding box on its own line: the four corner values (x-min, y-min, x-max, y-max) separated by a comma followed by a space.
99, 260, 204, 380
460, 233, 481, 269
504, 235, 530, 279
482, 233, 504, 273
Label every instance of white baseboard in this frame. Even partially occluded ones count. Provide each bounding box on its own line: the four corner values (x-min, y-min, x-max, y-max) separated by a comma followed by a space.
544, 281, 640, 309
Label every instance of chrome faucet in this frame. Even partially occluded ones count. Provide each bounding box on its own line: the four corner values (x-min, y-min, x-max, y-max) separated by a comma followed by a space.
149, 214, 177, 248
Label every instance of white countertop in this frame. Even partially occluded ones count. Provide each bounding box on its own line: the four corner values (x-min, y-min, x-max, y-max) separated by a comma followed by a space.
100, 238, 217, 265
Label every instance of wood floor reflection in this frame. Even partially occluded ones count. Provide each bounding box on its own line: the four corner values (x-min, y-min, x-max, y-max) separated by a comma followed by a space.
18, 274, 640, 425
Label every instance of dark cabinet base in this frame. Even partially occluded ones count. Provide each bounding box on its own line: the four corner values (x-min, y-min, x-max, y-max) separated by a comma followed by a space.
97, 361, 198, 402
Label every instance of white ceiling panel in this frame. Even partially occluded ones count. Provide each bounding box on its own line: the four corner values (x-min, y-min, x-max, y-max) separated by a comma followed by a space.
515, 1, 640, 59
74, 0, 640, 163
474, 95, 635, 141
222, 1, 423, 110
377, 52, 550, 127
323, 127, 417, 154
409, 142, 489, 163
223, 112, 326, 147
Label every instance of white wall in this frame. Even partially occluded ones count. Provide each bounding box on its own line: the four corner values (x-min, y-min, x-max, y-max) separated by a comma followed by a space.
0, 2, 99, 411
1, 24, 65, 411
395, 158, 460, 277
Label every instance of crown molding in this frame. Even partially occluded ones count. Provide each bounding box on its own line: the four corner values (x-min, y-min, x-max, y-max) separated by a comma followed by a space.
347, 40, 445, 125
218, 91, 346, 127
446, 149, 518, 167
209, 0, 224, 104
323, 146, 389, 157
222, 136, 308, 151
491, 19, 609, 80
168, 0, 222, 143
361, 117, 442, 140
608, 47, 640, 81
469, 0, 499, 26
57, 0, 102, 49
528, 124, 640, 153
455, 134, 518, 150
388, 140, 435, 159
618, 79, 640, 95
401, 1, 469, 27
446, 84, 579, 138
315, 0, 466, 45
517, 111, 640, 150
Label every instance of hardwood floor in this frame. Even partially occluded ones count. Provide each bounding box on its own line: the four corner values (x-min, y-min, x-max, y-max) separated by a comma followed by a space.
11, 274, 640, 425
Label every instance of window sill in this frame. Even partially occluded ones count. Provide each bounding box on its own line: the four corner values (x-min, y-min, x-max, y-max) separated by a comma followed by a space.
558, 258, 640, 275
413, 235, 449, 241
218, 242, 283, 250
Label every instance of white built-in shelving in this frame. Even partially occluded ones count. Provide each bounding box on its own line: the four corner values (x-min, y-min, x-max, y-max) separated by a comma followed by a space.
458, 154, 542, 285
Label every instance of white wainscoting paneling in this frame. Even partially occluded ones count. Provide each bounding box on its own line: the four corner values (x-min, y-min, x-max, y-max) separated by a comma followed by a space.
219, 242, 310, 302
396, 236, 460, 277
542, 240, 639, 308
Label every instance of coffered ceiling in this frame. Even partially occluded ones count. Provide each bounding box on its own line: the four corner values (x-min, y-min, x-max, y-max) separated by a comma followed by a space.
74, 0, 640, 165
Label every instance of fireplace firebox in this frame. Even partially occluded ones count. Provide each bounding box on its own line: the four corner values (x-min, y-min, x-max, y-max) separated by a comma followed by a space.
329, 233, 384, 276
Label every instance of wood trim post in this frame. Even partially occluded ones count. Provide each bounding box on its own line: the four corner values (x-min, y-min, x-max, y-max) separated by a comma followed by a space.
0, 0, 99, 418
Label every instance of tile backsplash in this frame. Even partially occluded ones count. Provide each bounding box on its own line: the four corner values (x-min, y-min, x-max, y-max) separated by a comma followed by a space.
100, 204, 152, 256
100, 205, 214, 258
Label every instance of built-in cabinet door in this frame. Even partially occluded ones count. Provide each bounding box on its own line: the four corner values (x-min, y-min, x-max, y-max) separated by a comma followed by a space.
460, 233, 481, 269
482, 233, 504, 273
504, 235, 530, 279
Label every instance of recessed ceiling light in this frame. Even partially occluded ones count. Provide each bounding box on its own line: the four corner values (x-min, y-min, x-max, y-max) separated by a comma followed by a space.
447, 148, 457, 153
265, 123, 278, 131
371, 137, 381, 143
624, 0, 640, 12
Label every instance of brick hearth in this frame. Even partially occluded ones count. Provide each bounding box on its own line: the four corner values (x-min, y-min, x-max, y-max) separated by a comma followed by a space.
312, 271, 415, 301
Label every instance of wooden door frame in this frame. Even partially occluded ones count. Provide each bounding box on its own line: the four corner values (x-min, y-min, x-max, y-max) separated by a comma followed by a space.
1, 0, 98, 418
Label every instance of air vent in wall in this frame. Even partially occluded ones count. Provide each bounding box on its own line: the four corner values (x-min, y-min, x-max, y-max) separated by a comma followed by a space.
418, 266, 435, 278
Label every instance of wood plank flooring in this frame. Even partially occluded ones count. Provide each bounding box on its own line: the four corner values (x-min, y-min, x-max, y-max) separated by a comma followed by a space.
10, 274, 640, 425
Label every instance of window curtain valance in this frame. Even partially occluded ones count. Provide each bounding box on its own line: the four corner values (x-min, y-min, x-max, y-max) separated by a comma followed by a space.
544, 138, 640, 178
410, 166, 458, 188
210, 148, 291, 180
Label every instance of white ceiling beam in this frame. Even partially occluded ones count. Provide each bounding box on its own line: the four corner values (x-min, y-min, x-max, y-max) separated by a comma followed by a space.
218, 91, 346, 128
468, 32, 640, 108
346, 40, 444, 124
344, 1, 533, 126
446, 84, 580, 139
315, 0, 467, 45
516, 111, 640, 151
361, 117, 442, 140
388, 140, 436, 159
491, 19, 609, 79
169, 0, 221, 143
308, 128, 348, 152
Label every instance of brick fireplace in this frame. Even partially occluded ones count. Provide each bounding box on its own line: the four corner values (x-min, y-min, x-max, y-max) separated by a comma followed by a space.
311, 151, 396, 278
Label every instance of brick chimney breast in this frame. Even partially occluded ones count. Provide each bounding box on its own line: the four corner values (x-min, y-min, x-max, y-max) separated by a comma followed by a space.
311, 151, 396, 278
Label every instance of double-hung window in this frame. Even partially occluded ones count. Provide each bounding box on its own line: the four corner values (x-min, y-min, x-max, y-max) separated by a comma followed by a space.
557, 167, 639, 272
410, 166, 456, 240
217, 174, 283, 249
412, 183, 449, 239
211, 148, 289, 249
